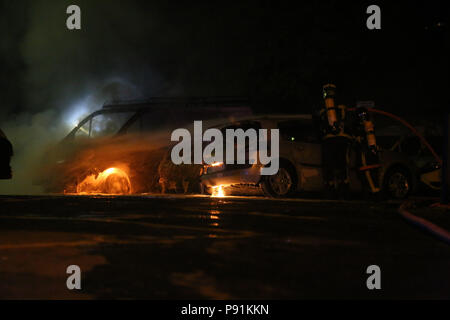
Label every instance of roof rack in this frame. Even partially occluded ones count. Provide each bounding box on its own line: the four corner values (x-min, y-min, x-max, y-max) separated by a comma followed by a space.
102, 96, 250, 110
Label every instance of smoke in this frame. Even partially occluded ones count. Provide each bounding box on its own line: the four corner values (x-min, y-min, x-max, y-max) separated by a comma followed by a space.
0, 1, 168, 193
0, 0, 261, 194
0, 78, 147, 194
14, 0, 254, 117
1, 0, 261, 118
0, 110, 63, 194
18, 0, 170, 113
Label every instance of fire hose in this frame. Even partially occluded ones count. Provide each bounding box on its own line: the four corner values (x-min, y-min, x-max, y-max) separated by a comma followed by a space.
347, 107, 442, 164
399, 201, 450, 245
349, 107, 449, 244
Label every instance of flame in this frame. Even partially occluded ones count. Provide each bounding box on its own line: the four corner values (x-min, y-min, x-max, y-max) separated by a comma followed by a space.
210, 162, 224, 167
76, 167, 132, 195
211, 185, 226, 198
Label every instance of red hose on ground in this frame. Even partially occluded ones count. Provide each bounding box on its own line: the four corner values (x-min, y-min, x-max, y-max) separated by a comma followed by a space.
430, 203, 450, 209
398, 202, 450, 245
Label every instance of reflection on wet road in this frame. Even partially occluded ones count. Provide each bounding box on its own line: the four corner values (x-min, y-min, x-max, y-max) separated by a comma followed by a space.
0, 195, 449, 299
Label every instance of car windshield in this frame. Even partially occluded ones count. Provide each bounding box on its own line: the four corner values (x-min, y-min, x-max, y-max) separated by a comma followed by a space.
278, 119, 319, 143
74, 111, 135, 139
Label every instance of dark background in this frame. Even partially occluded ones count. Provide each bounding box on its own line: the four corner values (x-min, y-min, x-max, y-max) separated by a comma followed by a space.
0, 0, 448, 119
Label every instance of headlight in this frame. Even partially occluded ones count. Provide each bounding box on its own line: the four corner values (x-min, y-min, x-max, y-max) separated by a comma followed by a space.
420, 162, 441, 174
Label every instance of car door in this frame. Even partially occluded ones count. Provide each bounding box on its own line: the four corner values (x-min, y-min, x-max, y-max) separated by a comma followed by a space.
278, 119, 323, 191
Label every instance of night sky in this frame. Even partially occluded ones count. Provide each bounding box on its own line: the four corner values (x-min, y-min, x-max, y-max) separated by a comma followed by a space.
0, 0, 448, 120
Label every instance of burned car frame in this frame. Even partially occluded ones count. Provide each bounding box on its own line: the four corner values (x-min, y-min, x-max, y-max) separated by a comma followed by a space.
34, 97, 252, 194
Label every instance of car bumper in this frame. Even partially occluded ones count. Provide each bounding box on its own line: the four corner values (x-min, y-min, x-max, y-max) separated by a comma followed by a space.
200, 166, 262, 187
420, 168, 441, 190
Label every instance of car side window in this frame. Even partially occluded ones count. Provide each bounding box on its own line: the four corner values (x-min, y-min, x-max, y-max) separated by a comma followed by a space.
278, 120, 319, 143
74, 120, 91, 139
72, 111, 136, 139
400, 136, 422, 156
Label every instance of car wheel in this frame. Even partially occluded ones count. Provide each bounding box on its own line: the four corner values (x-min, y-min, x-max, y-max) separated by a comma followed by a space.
104, 172, 132, 194
262, 164, 296, 198
383, 166, 412, 199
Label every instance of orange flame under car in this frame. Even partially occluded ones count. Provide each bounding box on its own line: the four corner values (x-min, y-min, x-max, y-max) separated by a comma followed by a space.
211, 185, 226, 198
76, 167, 132, 195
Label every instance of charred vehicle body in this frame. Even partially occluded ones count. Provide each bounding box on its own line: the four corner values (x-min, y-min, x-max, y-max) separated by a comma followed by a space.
200, 115, 422, 199
0, 128, 13, 179
34, 97, 251, 194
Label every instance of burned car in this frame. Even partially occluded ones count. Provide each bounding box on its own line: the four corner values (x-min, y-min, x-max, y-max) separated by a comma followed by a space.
0, 128, 13, 179
34, 97, 251, 194
200, 115, 420, 199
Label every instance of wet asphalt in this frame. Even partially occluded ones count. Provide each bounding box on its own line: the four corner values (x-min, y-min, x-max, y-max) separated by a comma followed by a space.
0, 194, 449, 299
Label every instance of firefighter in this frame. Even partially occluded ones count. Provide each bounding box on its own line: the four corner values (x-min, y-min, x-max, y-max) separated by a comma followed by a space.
318, 84, 353, 198
354, 107, 381, 195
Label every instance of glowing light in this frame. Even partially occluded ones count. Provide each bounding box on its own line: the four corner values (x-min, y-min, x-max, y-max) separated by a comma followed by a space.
65, 100, 90, 128
76, 167, 132, 195
210, 162, 224, 167
211, 185, 225, 198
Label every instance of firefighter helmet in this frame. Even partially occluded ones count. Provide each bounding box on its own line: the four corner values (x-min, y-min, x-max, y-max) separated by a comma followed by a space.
356, 107, 370, 122
323, 84, 337, 100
